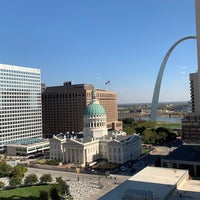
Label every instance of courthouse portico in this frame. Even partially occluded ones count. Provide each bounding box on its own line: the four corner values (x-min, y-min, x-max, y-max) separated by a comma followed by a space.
50, 90, 141, 166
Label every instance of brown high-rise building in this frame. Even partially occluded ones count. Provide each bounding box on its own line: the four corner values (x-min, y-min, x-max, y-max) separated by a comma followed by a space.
42, 81, 122, 138
181, 1, 200, 144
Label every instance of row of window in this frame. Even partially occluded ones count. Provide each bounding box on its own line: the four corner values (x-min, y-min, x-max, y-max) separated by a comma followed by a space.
0, 76, 40, 81
0, 135, 42, 142
0, 84, 40, 89
85, 122, 106, 128
0, 68, 39, 75
43, 93, 85, 99
0, 88, 40, 92
7, 113, 41, 117
0, 121, 42, 127
0, 110, 41, 115
0, 104, 41, 107
0, 125, 42, 131
1, 91, 40, 95
1, 100, 41, 104
0, 79, 40, 85
109, 155, 121, 162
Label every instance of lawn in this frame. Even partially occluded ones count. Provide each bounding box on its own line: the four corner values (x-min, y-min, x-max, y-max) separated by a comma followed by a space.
156, 122, 181, 129
0, 185, 51, 200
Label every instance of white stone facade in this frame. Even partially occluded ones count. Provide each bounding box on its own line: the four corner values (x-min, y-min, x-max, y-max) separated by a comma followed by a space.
107, 135, 141, 164
49, 90, 141, 166
50, 133, 141, 166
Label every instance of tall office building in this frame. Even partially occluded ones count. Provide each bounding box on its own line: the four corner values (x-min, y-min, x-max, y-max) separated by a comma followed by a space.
182, 1, 200, 143
196, 0, 200, 70
189, 72, 200, 113
191, 0, 200, 113
42, 81, 122, 138
187, 0, 200, 113
0, 64, 42, 152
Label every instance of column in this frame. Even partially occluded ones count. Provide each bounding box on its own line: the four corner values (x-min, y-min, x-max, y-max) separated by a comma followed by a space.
83, 149, 86, 166
79, 149, 82, 164
74, 149, 76, 162
194, 165, 197, 177
63, 148, 65, 163
65, 148, 68, 163
70, 149, 72, 162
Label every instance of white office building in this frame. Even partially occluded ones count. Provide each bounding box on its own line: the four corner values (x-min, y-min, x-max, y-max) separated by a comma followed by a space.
0, 64, 42, 152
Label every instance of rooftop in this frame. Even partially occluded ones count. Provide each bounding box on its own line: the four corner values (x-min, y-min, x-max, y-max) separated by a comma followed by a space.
99, 166, 200, 200
163, 144, 200, 162
7, 138, 48, 146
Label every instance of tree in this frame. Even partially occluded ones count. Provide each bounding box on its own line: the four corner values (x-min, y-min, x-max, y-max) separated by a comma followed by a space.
55, 176, 70, 196
39, 190, 49, 200
123, 125, 135, 135
40, 174, 52, 184
24, 173, 38, 185
9, 175, 22, 188
123, 118, 135, 126
155, 127, 170, 134
135, 126, 146, 134
122, 118, 137, 135
50, 186, 60, 200
0, 160, 13, 177
12, 165, 27, 178
55, 177, 65, 193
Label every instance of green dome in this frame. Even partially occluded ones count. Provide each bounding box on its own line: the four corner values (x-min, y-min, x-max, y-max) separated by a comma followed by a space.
84, 102, 106, 116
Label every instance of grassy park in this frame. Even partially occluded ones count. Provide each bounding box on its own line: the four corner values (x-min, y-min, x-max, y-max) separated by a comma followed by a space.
156, 121, 181, 129
0, 185, 51, 200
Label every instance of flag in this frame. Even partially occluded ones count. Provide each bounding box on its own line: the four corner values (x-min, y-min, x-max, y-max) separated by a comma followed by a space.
105, 80, 110, 85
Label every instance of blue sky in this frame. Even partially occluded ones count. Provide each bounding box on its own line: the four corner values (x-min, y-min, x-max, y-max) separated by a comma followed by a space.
0, 0, 197, 104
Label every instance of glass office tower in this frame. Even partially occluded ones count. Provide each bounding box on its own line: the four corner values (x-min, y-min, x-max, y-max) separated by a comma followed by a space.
0, 64, 42, 152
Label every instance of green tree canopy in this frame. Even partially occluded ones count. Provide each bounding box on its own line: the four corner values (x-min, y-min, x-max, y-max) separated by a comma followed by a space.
11, 165, 27, 178
40, 174, 53, 184
39, 190, 49, 200
0, 160, 13, 177
135, 126, 146, 134
123, 118, 135, 125
50, 186, 60, 200
9, 175, 22, 188
55, 176, 70, 196
24, 173, 38, 185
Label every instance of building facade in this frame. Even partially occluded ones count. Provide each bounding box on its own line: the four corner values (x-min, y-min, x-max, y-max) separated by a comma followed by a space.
182, 113, 200, 144
189, 72, 200, 113
196, 0, 200, 72
6, 138, 49, 156
161, 144, 200, 177
42, 81, 122, 138
0, 64, 42, 152
49, 90, 141, 166
181, 1, 200, 143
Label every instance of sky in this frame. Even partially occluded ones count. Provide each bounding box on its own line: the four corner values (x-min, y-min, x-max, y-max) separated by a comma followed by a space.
0, 0, 198, 104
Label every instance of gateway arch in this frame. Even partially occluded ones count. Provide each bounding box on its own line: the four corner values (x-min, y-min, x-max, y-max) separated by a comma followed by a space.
150, 36, 197, 122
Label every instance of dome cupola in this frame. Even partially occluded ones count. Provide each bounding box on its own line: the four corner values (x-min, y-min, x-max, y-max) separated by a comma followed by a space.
84, 90, 106, 117
83, 89, 107, 138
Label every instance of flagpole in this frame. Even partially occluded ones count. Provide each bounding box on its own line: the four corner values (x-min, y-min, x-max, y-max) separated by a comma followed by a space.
105, 80, 111, 91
